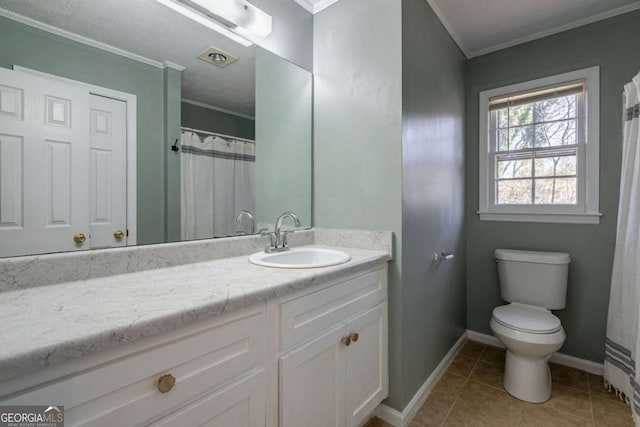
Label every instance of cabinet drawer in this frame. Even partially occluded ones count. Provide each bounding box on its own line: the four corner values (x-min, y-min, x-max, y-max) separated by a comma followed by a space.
279, 268, 385, 350
149, 369, 265, 427
4, 309, 265, 427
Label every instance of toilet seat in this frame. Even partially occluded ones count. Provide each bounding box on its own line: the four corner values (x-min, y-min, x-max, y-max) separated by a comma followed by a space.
492, 303, 561, 334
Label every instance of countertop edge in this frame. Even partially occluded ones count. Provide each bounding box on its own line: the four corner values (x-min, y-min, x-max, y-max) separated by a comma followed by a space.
0, 248, 390, 383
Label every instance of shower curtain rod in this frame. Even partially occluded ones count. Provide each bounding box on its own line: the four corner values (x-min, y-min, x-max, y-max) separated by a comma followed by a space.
180, 127, 255, 144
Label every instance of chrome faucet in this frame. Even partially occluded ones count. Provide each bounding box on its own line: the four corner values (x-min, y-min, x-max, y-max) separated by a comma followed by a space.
235, 210, 255, 235
263, 211, 300, 253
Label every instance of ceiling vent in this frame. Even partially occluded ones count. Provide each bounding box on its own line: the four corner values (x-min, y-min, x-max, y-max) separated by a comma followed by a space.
198, 47, 238, 68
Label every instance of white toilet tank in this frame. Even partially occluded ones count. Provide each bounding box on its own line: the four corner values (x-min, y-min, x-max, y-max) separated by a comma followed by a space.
494, 249, 570, 310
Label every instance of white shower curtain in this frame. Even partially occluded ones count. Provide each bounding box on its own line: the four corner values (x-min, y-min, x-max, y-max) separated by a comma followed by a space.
605, 70, 640, 424
180, 131, 255, 240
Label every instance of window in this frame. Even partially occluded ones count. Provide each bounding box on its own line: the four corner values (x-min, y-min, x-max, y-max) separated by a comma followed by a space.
478, 67, 601, 224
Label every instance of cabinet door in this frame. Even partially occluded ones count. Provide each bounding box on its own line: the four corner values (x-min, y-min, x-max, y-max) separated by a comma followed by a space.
279, 325, 347, 427
345, 303, 388, 427
149, 369, 265, 427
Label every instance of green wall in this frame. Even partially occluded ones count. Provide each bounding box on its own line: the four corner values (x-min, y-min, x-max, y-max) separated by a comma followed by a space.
465, 10, 640, 362
255, 48, 312, 228
164, 68, 182, 243
314, 0, 404, 409
181, 102, 255, 140
401, 0, 467, 409
0, 16, 166, 245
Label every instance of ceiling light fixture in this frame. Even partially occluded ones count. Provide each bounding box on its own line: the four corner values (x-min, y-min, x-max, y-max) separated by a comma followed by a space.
209, 52, 227, 62
198, 47, 238, 67
153, 0, 272, 47
186, 0, 272, 39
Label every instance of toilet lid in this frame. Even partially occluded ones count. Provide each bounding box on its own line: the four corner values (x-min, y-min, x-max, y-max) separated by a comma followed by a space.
492, 303, 562, 334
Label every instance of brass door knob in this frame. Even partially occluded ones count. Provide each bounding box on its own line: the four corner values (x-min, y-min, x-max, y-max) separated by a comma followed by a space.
341, 336, 351, 347
157, 374, 176, 393
113, 230, 124, 240
349, 333, 359, 343
73, 233, 86, 244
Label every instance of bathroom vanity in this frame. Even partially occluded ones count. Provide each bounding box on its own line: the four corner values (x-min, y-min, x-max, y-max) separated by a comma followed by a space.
0, 229, 391, 427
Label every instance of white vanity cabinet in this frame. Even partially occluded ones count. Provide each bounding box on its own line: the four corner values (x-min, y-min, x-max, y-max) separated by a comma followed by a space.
1, 306, 267, 427
273, 267, 389, 427
1, 262, 388, 427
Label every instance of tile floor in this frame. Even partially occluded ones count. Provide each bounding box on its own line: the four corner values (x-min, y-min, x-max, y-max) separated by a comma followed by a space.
365, 340, 634, 427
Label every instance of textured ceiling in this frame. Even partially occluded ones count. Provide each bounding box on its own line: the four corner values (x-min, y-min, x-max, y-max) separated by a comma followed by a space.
428, 0, 640, 57
0, 0, 256, 116
295, 0, 640, 58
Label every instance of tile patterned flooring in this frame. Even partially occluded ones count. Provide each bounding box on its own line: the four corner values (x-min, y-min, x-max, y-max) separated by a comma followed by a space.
366, 340, 634, 427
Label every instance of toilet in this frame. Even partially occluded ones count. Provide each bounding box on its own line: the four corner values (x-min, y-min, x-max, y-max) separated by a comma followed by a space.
490, 248, 571, 403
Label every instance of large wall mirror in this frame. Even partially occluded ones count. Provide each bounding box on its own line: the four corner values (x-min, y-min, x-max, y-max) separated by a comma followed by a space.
0, 0, 312, 258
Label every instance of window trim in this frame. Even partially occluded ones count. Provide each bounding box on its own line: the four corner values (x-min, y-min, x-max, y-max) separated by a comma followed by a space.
478, 66, 601, 224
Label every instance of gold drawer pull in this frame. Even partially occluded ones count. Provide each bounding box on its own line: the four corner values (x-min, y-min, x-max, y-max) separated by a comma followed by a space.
341, 336, 351, 347
349, 332, 359, 342
73, 233, 86, 244
157, 374, 176, 393
113, 230, 124, 240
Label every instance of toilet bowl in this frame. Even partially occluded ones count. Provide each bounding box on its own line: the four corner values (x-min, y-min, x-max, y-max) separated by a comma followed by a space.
491, 249, 571, 403
490, 303, 565, 403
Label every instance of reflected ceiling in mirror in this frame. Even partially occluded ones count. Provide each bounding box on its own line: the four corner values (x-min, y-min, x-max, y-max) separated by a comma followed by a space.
0, 0, 312, 259
0, 0, 256, 116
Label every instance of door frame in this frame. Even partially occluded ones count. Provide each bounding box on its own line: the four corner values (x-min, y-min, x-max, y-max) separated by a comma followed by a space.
13, 65, 138, 245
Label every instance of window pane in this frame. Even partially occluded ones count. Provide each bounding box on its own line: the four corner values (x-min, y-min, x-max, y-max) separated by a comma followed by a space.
509, 104, 533, 126
534, 178, 577, 204
497, 129, 509, 151
497, 158, 532, 179
509, 126, 534, 150
497, 179, 532, 204
534, 95, 577, 122
535, 155, 576, 177
497, 108, 509, 128
534, 120, 576, 147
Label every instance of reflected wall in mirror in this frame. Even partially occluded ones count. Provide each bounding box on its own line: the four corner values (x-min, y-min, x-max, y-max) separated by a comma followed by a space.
0, 0, 312, 258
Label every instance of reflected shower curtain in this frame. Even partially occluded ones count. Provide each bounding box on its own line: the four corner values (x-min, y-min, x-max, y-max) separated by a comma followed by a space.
605, 70, 640, 425
181, 132, 255, 240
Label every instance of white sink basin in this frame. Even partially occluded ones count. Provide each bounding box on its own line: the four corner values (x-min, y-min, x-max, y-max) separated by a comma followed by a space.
249, 248, 351, 269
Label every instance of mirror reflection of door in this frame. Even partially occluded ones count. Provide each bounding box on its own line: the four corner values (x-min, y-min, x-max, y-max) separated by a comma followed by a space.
0, 68, 130, 257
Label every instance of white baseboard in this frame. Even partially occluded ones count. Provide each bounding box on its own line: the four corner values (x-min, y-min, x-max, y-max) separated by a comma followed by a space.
374, 329, 605, 427
465, 329, 604, 375
373, 404, 402, 427
551, 351, 604, 375
374, 332, 467, 427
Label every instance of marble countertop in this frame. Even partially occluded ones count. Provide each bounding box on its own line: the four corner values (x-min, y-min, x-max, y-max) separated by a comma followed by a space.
0, 245, 390, 381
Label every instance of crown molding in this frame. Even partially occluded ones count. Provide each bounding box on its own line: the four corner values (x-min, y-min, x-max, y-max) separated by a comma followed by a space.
291, 0, 341, 14
425, 0, 640, 59
0, 7, 167, 69
467, 1, 640, 57
424, 0, 469, 57
181, 98, 255, 120
163, 61, 186, 71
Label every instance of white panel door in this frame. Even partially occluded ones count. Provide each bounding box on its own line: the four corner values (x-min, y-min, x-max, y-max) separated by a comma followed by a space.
0, 69, 129, 257
0, 68, 90, 257
279, 324, 346, 427
88, 94, 127, 249
345, 303, 388, 427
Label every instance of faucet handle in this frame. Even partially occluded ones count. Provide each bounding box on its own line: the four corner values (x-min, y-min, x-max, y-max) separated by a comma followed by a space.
261, 231, 277, 252
282, 230, 295, 247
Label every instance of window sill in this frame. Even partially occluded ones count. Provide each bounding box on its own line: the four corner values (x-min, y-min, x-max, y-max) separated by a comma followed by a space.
477, 211, 602, 224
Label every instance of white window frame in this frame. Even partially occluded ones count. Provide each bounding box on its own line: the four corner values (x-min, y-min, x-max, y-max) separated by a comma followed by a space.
478, 66, 601, 224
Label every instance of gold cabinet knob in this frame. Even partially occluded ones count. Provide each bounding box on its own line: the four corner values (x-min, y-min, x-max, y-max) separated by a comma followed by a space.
157, 374, 176, 393
349, 333, 359, 343
113, 230, 124, 240
341, 336, 351, 347
73, 233, 86, 244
